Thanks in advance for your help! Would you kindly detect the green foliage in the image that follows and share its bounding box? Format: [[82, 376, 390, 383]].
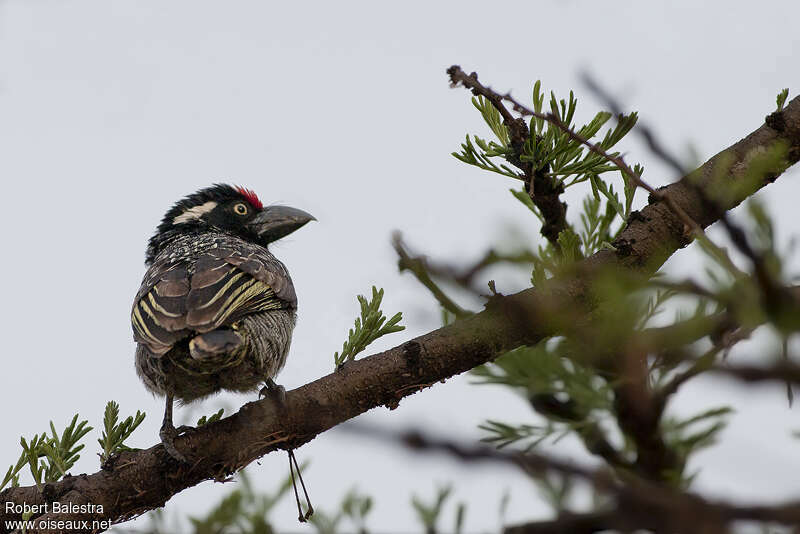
[[472, 94, 511, 147], [473, 339, 615, 451], [453, 134, 519, 179], [534, 472, 576, 513], [18, 433, 48, 489], [186, 468, 298, 534], [556, 227, 583, 263], [3, 414, 93, 491], [662, 406, 733, 484], [98, 401, 145, 463], [160, 476, 480, 534], [334, 286, 405, 367], [309, 487, 373, 534], [686, 191, 800, 332], [1, 402, 147, 492], [454, 87, 639, 185], [411, 485, 465, 534], [454, 82, 640, 231], [197, 408, 225, 426], [746, 199, 784, 289], [0, 450, 26, 491], [454, 80, 644, 297], [510, 187, 544, 222], [40, 415, 93, 479], [498, 489, 511, 525], [473, 340, 612, 405], [452, 97, 518, 179], [517, 191, 633, 287], [441, 308, 457, 327], [446, 72, 755, 487], [340, 488, 373, 533], [478, 419, 561, 451], [578, 194, 621, 255], [776, 88, 789, 111]]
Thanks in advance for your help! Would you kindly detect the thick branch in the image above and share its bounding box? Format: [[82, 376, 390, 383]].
[[2, 86, 799, 534], [357, 426, 800, 534]]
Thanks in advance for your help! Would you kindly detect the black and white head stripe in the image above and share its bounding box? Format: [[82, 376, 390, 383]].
[[146, 184, 260, 265], [172, 201, 218, 224]]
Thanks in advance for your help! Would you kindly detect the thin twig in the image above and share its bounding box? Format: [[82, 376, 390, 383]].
[[581, 72, 687, 176], [392, 232, 472, 319]]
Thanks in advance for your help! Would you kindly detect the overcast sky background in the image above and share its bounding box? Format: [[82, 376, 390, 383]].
[[1, 1, 799, 532]]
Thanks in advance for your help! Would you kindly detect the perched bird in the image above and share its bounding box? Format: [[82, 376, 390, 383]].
[[131, 184, 314, 464]]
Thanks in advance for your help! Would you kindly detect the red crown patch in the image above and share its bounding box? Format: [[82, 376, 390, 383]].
[[235, 186, 263, 210]]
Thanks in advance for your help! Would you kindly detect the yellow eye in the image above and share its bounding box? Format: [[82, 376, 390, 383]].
[[233, 203, 248, 216]]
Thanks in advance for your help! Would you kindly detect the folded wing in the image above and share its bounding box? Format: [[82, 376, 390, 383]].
[[132, 244, 295, 355]]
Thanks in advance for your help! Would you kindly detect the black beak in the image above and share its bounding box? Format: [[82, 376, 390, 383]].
[[248, 205, 316, 244]]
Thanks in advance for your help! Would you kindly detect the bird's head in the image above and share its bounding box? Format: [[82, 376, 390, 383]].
[[146, 184, 315, 263]]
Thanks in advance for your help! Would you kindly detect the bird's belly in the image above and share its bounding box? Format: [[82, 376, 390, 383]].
[[136, 349, 263, 403]]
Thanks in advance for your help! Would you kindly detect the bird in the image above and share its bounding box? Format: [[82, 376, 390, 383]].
[[131, 184, 314, 474]]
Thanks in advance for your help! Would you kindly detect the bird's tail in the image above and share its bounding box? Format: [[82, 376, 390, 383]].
[[175, 329, 246, 374]]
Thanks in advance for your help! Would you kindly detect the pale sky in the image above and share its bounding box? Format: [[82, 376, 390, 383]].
[[1, 1, 799, 532]]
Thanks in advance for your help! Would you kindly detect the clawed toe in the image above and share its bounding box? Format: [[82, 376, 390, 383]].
[[160, 426, 188, 463], [259, 378, 287, 410]]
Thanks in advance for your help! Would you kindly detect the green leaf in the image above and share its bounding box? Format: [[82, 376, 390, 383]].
[[472, 96, 510, 147], [557, 228, 583, 263], [198, 408, 225, 426], [509, 188, 544, 222], [334, 287, 405, 367], [98, 401, 145, 463], [776, 88, 789, 111], [411, 485, 453, 532], [1, 450, 28, 491]]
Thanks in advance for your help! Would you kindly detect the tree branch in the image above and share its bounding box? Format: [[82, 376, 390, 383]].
[[2, 79, 799, 534], [392, 232, 473, 318], [351, 425, 800, 534]]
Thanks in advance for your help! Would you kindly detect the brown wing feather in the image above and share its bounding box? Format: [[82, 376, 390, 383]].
[[207, 246, 297, 305], [132, 239, 294, 356], [132, 261, 190, 354]]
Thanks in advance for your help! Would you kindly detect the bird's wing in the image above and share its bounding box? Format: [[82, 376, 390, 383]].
[[132, 244, 295, 355]]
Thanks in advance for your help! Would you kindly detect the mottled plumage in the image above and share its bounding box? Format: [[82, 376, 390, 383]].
[[131, 184, 314, 461], [134, 231, 297, 402]]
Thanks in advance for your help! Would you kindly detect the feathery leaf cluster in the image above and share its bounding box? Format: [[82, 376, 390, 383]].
[[333, 287, 405, 367], [454, 83, 639, 221], [2, 401, 147, 491], [98, 401, 146, 462], [2, 414, 92, 491]]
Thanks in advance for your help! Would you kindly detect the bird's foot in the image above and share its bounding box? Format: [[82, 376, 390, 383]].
[[160, 423, 193, 463], [259, 378, 287, 410]]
